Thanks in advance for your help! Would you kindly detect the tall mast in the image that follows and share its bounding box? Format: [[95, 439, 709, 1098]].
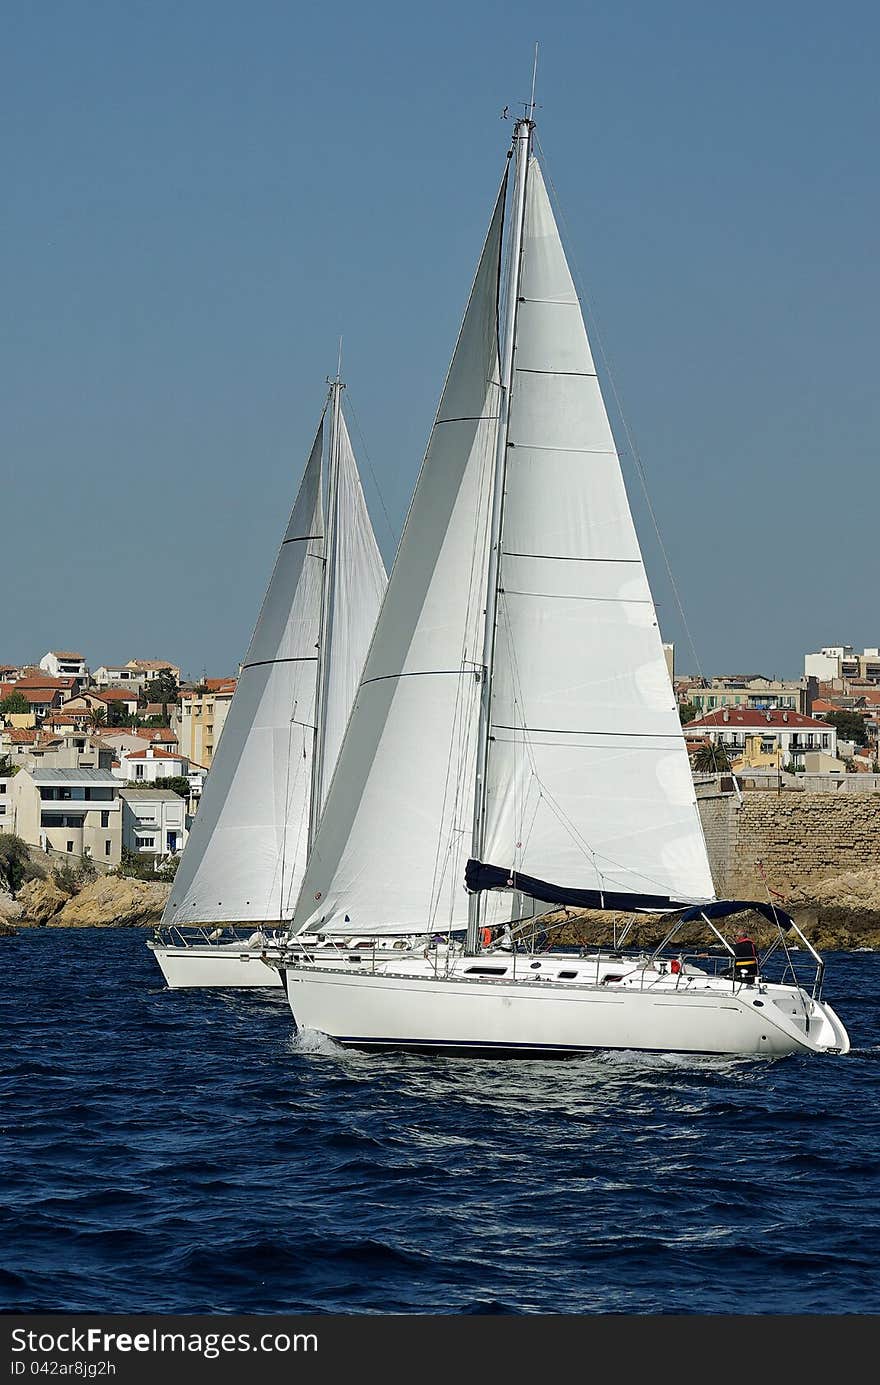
[[467, 116, 533, 953], [308, 369, 344, 852]]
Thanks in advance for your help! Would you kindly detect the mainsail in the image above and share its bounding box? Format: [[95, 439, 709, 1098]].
[[164, 396, 386, 929], [291, 134, 713, 938], [479, 158, 714, 907]]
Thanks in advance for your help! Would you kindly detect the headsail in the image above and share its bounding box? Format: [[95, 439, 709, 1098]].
[[478, 156, 714, 907], [290, 175, 508, 935], [164, 425, 325, 926], [316, 409, 387, 814]]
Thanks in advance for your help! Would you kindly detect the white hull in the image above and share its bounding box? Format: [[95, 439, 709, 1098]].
[[149, 941, 284, 989], [282, 953, 850, 1058], [149, 933, 443, 990]]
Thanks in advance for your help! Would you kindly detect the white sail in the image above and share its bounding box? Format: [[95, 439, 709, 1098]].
[[317, 410, 387, 813], [482, 158, 714, 903], [291, 178, 508, 935], [164, 426, 325, 926]]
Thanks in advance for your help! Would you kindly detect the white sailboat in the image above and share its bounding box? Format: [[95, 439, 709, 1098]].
[[148, 375, 388, 987], [275, 115, 850, 1058]]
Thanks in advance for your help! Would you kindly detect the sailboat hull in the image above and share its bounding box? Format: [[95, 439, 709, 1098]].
[[282, 959, 850, 1058], [148, 934, 438, 990], [148, 942, 283, 989]]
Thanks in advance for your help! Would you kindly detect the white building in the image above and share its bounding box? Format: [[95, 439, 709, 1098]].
[[93, 665, 147, 691], [112, 743, 206, 808], [805, 646, 880, 683], [40, 651, 88, 681], [120, 788, 187, 856]]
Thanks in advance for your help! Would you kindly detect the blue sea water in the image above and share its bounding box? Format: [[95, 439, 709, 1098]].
[[2, 928, 879, 1315]]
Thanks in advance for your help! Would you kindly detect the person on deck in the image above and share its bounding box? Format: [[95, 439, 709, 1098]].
[[732, 933, 759, 984]]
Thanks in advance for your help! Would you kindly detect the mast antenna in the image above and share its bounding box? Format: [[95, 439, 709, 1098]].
[[528, 42, 539, 122]]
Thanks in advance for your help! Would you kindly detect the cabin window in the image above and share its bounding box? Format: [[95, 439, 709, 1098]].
[[601, 973, 624, 984], [465, 965, 508, 976], [558, 970, 578, 979]]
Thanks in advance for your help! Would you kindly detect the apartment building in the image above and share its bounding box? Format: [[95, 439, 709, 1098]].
[[684, 707, 837, 768], [686, 675, 816, 717], [174, 680, 236, 767], [8, 767, 122, 864], [805, 647, 880, 683]]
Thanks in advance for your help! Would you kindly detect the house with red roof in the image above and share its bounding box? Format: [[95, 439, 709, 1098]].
[[684, 707, 838, 769], [111, 743, 206, 807]]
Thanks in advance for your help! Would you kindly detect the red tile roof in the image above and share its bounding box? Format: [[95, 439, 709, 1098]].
[[92, 688, 139, 702], [3, 727, 38, 743], [12, 687, 61, 706], [686, 708, 832, 730], [50, 651, 85, 660]]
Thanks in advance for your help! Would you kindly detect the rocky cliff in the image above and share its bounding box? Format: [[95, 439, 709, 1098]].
[[50, 877, 170, 928]]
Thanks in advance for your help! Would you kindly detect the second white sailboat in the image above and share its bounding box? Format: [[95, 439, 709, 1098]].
[[149, 375, 387, 987]]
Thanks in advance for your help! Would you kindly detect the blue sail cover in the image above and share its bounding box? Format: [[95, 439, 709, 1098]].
[[466, 860, 795, 930], [466, 859, 696, 914], [678, 900, 795, 931]]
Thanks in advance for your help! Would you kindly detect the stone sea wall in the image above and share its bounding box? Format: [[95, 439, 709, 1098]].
[[697, 787, 880, 899]]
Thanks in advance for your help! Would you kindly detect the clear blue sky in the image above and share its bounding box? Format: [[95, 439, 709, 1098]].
[[3, 1, 877, 680]]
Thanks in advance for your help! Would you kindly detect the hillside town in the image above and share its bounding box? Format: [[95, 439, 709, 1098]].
[[2, 644, 880, 884], [675, 645, 880, 782], [0, 652, 236, 871]]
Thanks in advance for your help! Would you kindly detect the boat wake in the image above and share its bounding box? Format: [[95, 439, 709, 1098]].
[[291, 1025, 347, 1057]]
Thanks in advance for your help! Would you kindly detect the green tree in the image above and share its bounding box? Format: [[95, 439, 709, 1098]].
[[151, 669, 179, 720], [0, 691, 29, 716], [822, 710, 869, 747], [87, 705, 107, 731], [678, 701, 698, 725], [152, 776, 190, 800], [693, 741, 731, 772], [0, 834, 34, 892]]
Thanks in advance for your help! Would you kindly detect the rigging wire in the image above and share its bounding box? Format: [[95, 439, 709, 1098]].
[[343, 391, 399, 557]]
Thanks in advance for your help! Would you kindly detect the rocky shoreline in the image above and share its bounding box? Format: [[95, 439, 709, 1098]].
[[0, 874, 170, 931], [1, 863, 879, 948]]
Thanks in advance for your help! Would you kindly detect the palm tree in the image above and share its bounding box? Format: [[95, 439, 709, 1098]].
[[693, 740, 731, 773], [87, 705, 107, 731]]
